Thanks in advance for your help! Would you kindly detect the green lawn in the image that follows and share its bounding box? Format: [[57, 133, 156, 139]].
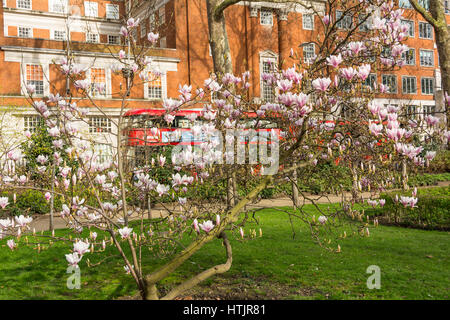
[[1, 206, 449, 300]]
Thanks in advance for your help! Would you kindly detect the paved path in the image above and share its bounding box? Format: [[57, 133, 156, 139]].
[[29, 181, 449, 232]]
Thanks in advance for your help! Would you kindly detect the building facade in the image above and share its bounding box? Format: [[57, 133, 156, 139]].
[[0, 0, 448, 160]]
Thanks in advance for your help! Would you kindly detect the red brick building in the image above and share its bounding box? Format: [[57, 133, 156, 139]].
[[0, 0, 448, 157]]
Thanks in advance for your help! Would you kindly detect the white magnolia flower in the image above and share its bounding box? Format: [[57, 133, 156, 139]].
[[73, 240, 90, 256], [65, 252, 82, 267], [118, 227, 133, 239]]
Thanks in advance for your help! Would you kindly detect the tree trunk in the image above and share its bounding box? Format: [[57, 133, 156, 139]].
[[412, 0, 450, 128], [206, 0, 233, 75], [434, 29, 450, 129], [292, 169, 299, 208]]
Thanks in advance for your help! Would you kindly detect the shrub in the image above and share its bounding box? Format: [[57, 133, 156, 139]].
[[424, 150, 450, 173], [367, 187, 450, 230], [0, 190, 63, 216]]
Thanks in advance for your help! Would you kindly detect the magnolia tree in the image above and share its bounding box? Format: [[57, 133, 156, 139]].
[[0, 0, 449, 300]]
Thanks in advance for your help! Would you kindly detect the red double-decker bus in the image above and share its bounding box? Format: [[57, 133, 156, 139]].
[[124, 108, 280, 146], [123, 108, 281, 167]]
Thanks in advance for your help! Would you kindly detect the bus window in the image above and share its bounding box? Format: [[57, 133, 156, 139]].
[[177, 118, 190, 128]]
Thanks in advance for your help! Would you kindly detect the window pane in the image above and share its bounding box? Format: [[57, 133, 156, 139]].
[[148, 72, 162, 99], [17, 0, 31, 9], [26, 64, 44, 95], [260, 9, 273, 25]]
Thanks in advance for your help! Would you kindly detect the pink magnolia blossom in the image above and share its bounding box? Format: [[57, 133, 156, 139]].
[[277, 79, 293, 92], [7, 239, 16, 250], [127, 18, 140, 28], [73, 240, 90, 256], [369, 123, 383, 136], [399, 196, 418, 208], [65, 252, 82, 267], [347, 41, 365, 56], [14, 215, 32, 227], [340, 67, 357, 81], [367, 199, 379, 208], [199, 220, 214, 233], [358, 64, 371, 81], [147, 32, 159, 43], [216, 215, 221, 226], [312, 77, 331, 92], [118, 227, 133, 239], [424, 151, 436, 161], [45, 192, 52, 202], [318, 216, 328, 224], [0, 197, 10, 209], [326, 54, 343, 68], [193, 219, 200, 233], [425, 115, 439, 127], [120, 26, 128, 37], [386, 128, 405, 142]]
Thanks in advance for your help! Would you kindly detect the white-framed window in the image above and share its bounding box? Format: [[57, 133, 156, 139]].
[[159, 36, 166, 48], [399, 0, 412, 8], [53, 30, 67, 41], [420, 49, 434, 66], [401, 19, 414, 37], [50, 0, 68, 13], [402, 76, 417, 94], [146, 72, 163, 100], [262, 61, 275, 102], [89, 117, 111, 133], [260, 8, 273, 26], [106, 4, 119, 19], [130, 28, 137, 40], [23, 115, 43, 132], [303, 14, 314, 30], [94, 143, 113, 163], [140, 23, 147, 39], [17, 0, 31, 9], [25, 64, 45, 96], [303, 43, 315, 63], [358, 14, 371, 32], [336, 10, 353, 29], [406, 105, 418, 119], [423, 105, 435, 116], [159, 6, 165, 24], [363, 73, 377, 91], [86, 32, 99, 43], [402, 48, 415, 65], [3, 0, 6, 8], [382, 75, 397, 94], [419, 0, 430, 10], [107, 35, 120, 44], [88, 67, 107, 97], [18, 26, 32, 38], [259, 51, 277, 103], [445, 0, 450, 14], [149, 13, 155, 28], [419, 22, 433, 39], [84, 1, 98, 18], [421, 77, 434, 95]]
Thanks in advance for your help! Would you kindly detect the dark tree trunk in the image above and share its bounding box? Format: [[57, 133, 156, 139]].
[[206, 0, 233, 75], [430, 1, 450, 128]]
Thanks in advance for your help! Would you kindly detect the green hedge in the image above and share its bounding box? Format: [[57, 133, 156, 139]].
[[366, 187, 450, 230], [0, 189, 62, 216]]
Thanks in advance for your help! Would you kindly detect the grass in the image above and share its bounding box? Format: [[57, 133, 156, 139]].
[[0, 205, 449, 300]]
